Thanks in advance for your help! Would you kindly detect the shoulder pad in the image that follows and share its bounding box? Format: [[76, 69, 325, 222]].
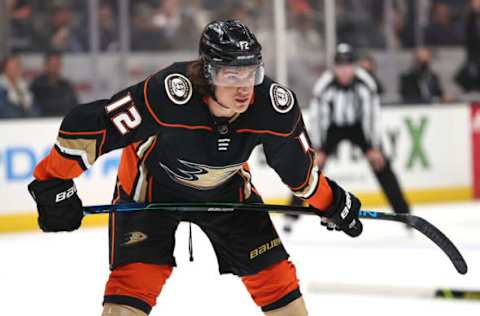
[[246, 76, 301, 135], [268, 82, 295, 113], [164, 73, 193, 105], [142, 62, 211, 127]]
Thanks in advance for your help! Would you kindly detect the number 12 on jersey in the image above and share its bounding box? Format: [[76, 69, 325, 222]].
[[105, 94, 142, 135]]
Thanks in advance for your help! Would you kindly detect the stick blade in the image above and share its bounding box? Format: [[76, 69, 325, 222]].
[[407, 215, 468, 275]]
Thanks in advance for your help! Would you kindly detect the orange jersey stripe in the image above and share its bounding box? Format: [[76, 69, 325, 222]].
[[33, 147, 84, 180], [117, 145, 140, 195], [236, 112, 301, 137], [142, 137, 157, 162], [235, 128, 291, 137], [306, 174, 333, 211], [148, 176, 153, 202], [59, 129, 106, 136], [110, 212, 116, 265], [116, 137, 157, 198]]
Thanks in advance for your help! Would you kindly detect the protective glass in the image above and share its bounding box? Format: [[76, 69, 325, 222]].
[[209, 64, 265, 87]]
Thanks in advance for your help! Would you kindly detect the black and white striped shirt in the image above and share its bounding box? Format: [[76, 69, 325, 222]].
[[308, 67, 381, 149]]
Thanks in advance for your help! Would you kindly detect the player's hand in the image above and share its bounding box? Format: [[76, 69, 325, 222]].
[[28, 179, 83, 232], [366, 148, 385, 171], [315, 178, 363, 237], [320, 216, 341, 231]]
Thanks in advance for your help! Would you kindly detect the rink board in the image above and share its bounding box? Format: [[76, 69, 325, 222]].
[[0, 104, 475, 232]]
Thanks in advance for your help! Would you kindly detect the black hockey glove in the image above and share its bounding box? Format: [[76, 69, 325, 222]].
[[28, 179, 83, 232], [317, 178, 363, 238]]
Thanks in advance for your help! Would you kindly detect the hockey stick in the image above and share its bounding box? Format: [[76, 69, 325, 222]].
[[307, 282, 480, 300], [83, 202, 468, 275]]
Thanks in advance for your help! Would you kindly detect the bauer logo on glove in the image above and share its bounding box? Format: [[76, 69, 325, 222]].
[[28, 178, 84, 232], [55, 185, 77, 203], [340, 192, 351, 219]]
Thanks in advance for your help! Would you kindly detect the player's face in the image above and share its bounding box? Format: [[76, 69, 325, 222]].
[[214, 84, 254, 115], [213, 66, 256, 115], [334, 64, 355, 86]]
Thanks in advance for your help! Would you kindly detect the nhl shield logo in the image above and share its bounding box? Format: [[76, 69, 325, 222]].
[[164, 73, 193, 105], [269, 83, 294, 113]]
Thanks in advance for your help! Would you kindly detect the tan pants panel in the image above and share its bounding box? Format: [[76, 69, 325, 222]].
[[101, 303, 148, 316], [264, 297, 308, 316]]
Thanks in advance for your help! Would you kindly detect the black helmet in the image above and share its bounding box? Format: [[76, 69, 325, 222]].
[[334, 43, 356, 64], [199, 20, 264, 86]]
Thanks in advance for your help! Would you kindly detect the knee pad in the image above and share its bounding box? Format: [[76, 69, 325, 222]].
[[241, 260, 301, 312], [104, 263, 173, 314]]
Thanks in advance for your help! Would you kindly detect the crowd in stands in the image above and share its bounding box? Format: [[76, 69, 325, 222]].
[[6, 0, 473, 53], [2, 0, 480, 118], [6, 0, 261, 53], [0, 51, 77, 118], [0, 54, 39, 118]]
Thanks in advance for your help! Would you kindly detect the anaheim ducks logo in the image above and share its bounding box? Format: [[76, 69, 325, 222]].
[[164, 73, 192, 105], [159, 160, 244, 190], [269, 83, 294, 113], [120, 231, 148, 247]]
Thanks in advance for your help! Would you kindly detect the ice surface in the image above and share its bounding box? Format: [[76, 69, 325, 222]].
[[1, 202, 479, 316]]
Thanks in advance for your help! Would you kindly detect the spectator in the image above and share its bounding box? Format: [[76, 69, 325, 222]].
[[466, 0, 480, 61], [0, 54, 39, 118], [97, 2, 119, 51], [7, 0, 39, 52], [215, 1, 256, 29], [399, 47, 446, 103], [71, 1, 118, 51], [336, 0, 385, 48], [30, 51, 78, 117], [38, 4, 84, 52], [358, 54, 385, 95], [455, 0, 480, 91], [182, 0, 211, 38], [286, 11, 324, 108], [131, 0, 193, 50], [424, 3, 463, 46]]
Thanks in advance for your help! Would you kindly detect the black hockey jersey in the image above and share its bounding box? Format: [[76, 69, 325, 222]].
[[34, 62, 333, 209]]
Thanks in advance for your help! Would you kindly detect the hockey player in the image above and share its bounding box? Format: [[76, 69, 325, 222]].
[[28, 20, 363, 316], [284, 43, 410, 233]]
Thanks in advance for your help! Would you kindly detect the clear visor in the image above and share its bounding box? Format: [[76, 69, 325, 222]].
[[209, 64, 264, 87]]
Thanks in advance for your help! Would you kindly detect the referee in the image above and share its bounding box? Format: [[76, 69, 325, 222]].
[[284, 43, 411, 233]]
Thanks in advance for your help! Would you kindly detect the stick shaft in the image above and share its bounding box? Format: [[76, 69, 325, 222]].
[[82, 202, 467, 275]]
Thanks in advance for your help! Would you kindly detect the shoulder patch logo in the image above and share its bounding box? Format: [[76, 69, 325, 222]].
[[269, 83, 294, 113], [164, 73, 192, 105]]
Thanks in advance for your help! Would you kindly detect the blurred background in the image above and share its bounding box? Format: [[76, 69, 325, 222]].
[[2, 0, 480, 222], [3, 0, 480, 107], [0, 1, 479, 315]]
